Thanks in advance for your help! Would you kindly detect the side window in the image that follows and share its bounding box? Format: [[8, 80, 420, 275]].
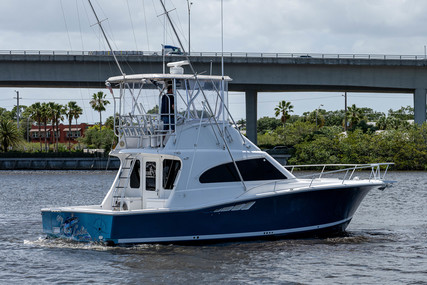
[[199, 158, 287, 183], [146, 162, 156, 191], [163, 159, 181, 190], [129, 160, 140, 188]]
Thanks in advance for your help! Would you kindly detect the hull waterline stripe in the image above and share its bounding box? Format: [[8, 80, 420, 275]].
[[116, 216, 352, 244]]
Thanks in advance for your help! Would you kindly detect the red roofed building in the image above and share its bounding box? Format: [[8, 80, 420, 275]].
[[29, 123, 93, 145]]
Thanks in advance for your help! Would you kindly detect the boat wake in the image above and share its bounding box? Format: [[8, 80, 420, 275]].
[[23, 236, 160, 251], [24, 236, 110, 251], [324, 230, 396, 244]]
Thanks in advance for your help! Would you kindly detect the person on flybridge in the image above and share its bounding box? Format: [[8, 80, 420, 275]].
[[160, 83, 175, 131], [159, 61, 188, 131]]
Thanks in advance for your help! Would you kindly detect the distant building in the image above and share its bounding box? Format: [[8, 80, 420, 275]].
[[29, 123, 93, 145]]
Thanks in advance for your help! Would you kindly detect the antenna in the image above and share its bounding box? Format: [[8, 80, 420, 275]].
[[220, 0, 225, 126], [221, 0, 224, 79], [87, 0, 125, 76]]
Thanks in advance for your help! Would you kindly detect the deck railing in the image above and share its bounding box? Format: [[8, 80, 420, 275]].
[[284, 163, 394, 187], [242, 163, 394, 196], [116, 114, 174, 148]]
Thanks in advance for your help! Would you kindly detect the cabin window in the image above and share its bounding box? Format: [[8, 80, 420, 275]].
[[163, 159, 181, 189], [130, 160, 140, 188], [146, 161, 156, 191], [199, 158, 287, 183]]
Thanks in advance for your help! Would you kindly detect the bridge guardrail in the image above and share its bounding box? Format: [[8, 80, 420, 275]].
[[0, 50, 426, 61]]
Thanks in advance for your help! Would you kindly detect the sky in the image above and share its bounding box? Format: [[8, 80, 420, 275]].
[[1, 0, 425, 123]]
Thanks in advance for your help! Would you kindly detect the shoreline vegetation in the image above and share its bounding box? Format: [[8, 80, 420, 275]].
[[1, 100, 427, 170], [254, 103, 427, 171]]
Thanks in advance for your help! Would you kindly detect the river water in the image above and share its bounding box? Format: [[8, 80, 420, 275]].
[[0, 170, 426, 284]]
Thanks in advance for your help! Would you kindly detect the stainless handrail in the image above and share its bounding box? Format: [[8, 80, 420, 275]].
[[241, 163, 394, 196], [285, 163, 393, 181]]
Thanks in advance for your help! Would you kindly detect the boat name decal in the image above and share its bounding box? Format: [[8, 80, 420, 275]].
[[56, 215, 92, 242]]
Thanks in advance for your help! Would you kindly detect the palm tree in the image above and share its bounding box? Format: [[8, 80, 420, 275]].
[[274, 100, 294, 127], [28, 102, 43, 151], [49, 102, 65, 152], [90, 91, 110, 127], [73, 104, 83, 150], [65, 101, 83, 150], [40, 102, 53, 151], [0, 118, 22, 152], [345, 104, 364, 129], [236, 118, 246, 130], [73, 104, 83, 128]]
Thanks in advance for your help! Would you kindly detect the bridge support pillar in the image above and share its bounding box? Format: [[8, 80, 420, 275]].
[[414, 89, 426, 125], [245, 90, 258, 145]]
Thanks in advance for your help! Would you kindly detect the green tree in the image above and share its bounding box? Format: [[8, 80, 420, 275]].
[[257, 130, 282, 148], [65, 101, 83, 150], [304, 109, 325, 129], [257, 116, 281, 134], [388, 106, 413, 121], [276, 121, 317, 147], [10, 105, 27, 123], [376, 115, 410, 131], [0, 118, 22, 152], [105, 115, 120, 130], [147, 105, 159, 114], [236, 118, 246, 130], [90, 91, 110, 127], [49, 102, 65, 152], [27, 102, 44, 151], [40, 102, 52, 151], [346, 104, 365, 130], [0, 107, 12, 120], [289, 135, 340, 165], [79, 125, 117, 152], [376, 116, 387, 130], [323, 110, 345, 127], [274, 100, 294, 127], [359, 107, 384, 121]]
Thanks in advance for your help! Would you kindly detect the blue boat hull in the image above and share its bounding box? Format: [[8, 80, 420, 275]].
[[41, 185, 372, 245]]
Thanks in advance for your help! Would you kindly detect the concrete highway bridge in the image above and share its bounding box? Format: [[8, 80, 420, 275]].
[[1, 50, 426, 144]]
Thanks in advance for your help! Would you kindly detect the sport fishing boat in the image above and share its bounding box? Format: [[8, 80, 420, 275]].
[[41, 1, 393, 245], [41, 59, 392, 245]]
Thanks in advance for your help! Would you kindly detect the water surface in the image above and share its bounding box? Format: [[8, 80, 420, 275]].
[[0, 170, 425, 284]]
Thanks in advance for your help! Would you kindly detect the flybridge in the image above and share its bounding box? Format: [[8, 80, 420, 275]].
[[107, 68, 233, 150]]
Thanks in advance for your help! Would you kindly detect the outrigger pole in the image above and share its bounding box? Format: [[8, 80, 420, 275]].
[[87, 0, 125, 77]]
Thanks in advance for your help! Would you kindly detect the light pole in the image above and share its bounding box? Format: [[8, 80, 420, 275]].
[[187, 0, 193, 55]]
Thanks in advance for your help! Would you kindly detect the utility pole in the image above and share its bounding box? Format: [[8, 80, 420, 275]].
[[344, 92, 348, 131], [14, 90, 22, 129]]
